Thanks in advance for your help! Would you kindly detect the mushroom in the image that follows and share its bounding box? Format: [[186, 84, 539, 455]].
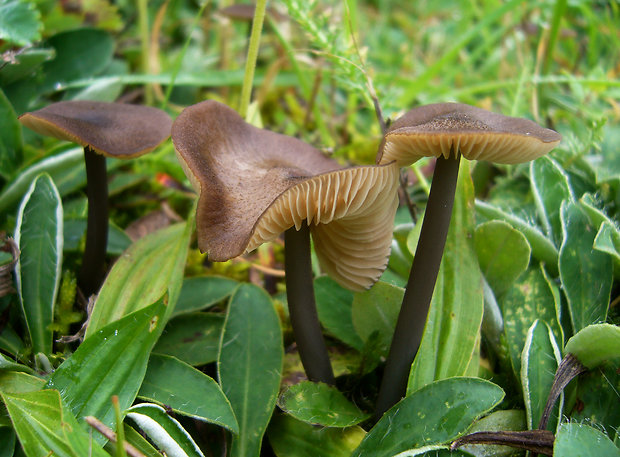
[[172, 100, 399, 384], [374, 102, 561, 416], [19, 101, 172, 297]]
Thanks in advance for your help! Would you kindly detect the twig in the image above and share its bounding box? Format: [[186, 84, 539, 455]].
[[85, 416, 146, 457]]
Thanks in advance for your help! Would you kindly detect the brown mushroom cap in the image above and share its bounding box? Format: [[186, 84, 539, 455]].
[[19, 101, 173, 158], [377, 103, 561, 167], [172, 100, 399, 290]]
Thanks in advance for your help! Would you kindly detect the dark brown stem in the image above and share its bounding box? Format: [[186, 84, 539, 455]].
[[375, 153, 461, 419], [285, 224, 335, 385], [538, 353, 587, 430], [450, 430, 555, 456], [79, 146, 109, 297]]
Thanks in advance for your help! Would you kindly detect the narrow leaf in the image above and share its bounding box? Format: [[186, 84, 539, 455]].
[[268, 413, 366, 457], [409, 162, 484, 392], [218, 283, 283, 457], [353, 377, 505, 457], [278, 381, 369, 427], [0, 88, 22, 179], [47, 296, 168, 434], [86, 221, 190, 337], [63, 218, 131, 255], [2, 389, 108, 457], [14, 173, 63, 355], [521, 320, 561, 430], [138, 353, 238, 433], [126, 403, 205, 457], [530, 156, 574, 245], [559, 200, 612, 333]]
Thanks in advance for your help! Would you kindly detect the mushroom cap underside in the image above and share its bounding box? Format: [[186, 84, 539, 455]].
[[19, 100, 173, 158], [172, 100, 400, 290], [378, 103, 561, 166]]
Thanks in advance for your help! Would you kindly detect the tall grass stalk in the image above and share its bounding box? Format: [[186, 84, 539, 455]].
[[239, 0, 268, 118]]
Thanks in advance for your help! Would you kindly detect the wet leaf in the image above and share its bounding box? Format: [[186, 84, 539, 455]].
[[554, 422, 620, 456]]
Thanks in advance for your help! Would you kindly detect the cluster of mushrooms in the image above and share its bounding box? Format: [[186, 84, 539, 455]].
[[19, 99, 560, 417]]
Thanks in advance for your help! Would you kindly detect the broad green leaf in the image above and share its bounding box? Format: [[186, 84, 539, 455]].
[[0, 427, 15, 457], [564, 323, 620, 368], [352, 378, 505, 457], [459, 409, 526, 457], [352, 281, 404, 357], [47, 296, 168, 434], [153, 312, 224, 366], [554, 422, 620, 457], [14, 173, 63, 355], [521, 320, 561, 430], [475, 199, 558, 275], [559, 201, 612, 333], [530, 156, 574, 245], [2, 389, 108, 457], [408, 162, 484, 392], [474, 220, 531, 296], [0, 89, 22, 179], [499, 266, 562, 379], [0, 48, 54, 86], [0, 353, 34, 374], [86, 222, 190, 337], [315, 276, 364, 350], [0, 0, 42, 46], [138, 354, 238, 433], [63, 218, 131, 255], [268, 413, 366, 457], [278, 381, 369, 427], [0, 371, 44, 393], [0, 147, 84, 215], [218, 283, 283, 457], [570, 362, 620, 436], [126, 403, 205, 457], [173, 276, 239, 316]]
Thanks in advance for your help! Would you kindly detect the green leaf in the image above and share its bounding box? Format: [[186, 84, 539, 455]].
[[268, 413, 366, 457], [0, 427, 15, 457], [0, 0, 42, 46], [153, 312, 224, 366], [47, 296, 168, 434], [86, 222, 191, 337], [593, 222, 620, 277], [352, 377, 505, 457], [564, 323, 620, 368], [408, 162, 484, 392], [352, 281, 404, 357], [278, 381, 370, 427], [315, 276, 364, 350], [521, 320, 561, 430], [474, 220, 531, 296], [530, 156, 574, 245], [0, 89, 23, 180], [0, 371, 44, 393], [554, 422, 620, 457], [559, 200, 612, 333], [63, 218, 131, 255], [125, 403, 205, 457], [0, 353, 34, 374], [475, 199, 558, 275], [0, 147, 85, 215], [117, 424, 162, 457], [1, 389, 108, 457], [138, 354, 238, 433], [173, 276, 238, 316], [0, 48, 54, 86], [458, 409, 526, 457], [500, 266, 562, 379], [14, 173, 63, 355], [218, 283, 283, 457]]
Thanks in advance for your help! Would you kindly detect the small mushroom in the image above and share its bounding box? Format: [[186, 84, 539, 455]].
[[19, 101, 172, 297], [172, 100, 399, 383], [375, 102, 561, 417]]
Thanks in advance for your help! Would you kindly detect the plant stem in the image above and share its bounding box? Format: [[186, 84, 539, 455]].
[[238, 0, 268, 119], [137, 0, 153, 105], [79, 147, 109, 297], [375, 153, 461, 419], [285, 224, 335, 385]]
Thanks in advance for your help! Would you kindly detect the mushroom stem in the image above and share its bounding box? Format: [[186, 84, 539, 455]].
[[78, 146, 109, 297], [285, 223, 335, 385], [375, 152, 461, 419]]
